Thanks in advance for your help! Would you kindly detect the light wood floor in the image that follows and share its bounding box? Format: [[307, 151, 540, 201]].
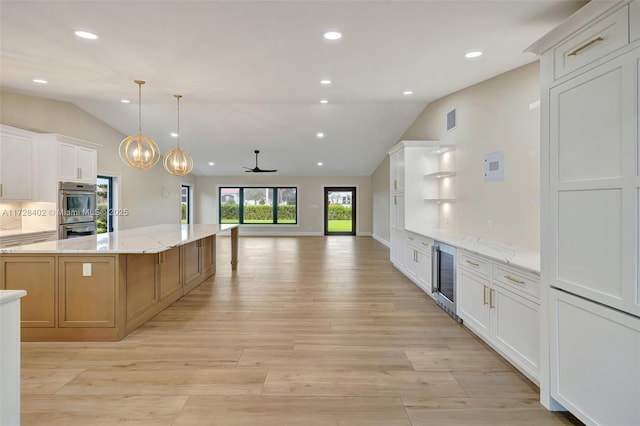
[[20, 236, 582, 425]]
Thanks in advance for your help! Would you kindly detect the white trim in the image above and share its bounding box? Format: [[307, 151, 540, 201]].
[[372, 233, 390, 247]]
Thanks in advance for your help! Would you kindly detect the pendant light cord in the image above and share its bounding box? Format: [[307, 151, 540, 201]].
[[175, 94, 182, 148], [138, 82, 142, 133]]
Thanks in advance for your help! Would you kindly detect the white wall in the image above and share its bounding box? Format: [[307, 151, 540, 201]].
[[371, 156, 390, 245], [0, 90, 193, 229], [373, 62, 540, 250], [195, 175, 372, 236]]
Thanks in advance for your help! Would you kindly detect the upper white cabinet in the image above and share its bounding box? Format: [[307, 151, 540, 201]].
[[57, 141, 97, 183], [632, 0, 640, 42], [0, 125, 34, 201], [37, 134, 99, 184]]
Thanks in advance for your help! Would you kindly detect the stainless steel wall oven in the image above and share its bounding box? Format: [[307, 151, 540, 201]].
[[58, 182, 97, 239]]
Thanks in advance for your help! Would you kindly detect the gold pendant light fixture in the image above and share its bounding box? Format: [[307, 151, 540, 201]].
[[163, 94, 194, 176], [119, 80, 161, 170]]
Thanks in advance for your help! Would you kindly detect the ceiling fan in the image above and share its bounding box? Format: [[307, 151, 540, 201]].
[[244, 150, 277, 173]]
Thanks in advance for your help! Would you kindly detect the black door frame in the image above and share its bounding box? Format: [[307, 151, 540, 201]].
[[324, 186, 356, 235]]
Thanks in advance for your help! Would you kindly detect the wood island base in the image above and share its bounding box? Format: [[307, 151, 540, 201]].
[[0, 227, 238, 342]]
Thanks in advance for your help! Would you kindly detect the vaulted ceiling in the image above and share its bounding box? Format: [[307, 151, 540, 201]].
[[0, 0, 586, 175]]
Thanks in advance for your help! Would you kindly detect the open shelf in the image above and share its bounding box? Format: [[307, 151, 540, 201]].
[[424, 198, 456, 204], [424, 171, 456, 179]]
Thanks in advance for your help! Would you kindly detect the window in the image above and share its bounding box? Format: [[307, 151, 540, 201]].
[[181, 185, 190, 224], [219, 187, 297, 225]]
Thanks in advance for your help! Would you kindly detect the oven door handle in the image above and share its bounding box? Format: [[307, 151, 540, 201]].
[[431, 245, 439, 293]]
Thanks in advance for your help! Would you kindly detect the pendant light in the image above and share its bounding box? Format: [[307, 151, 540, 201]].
[[163, 94, 194, 176], [119, 80, 160, 170]]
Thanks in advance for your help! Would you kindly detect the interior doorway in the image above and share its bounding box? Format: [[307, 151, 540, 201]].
[[324, 187, 356, 235]]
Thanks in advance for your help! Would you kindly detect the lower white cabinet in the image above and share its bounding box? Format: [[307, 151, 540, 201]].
[[404, 233, 433, 295], [550, 288, 639, 426], [458, 250, 540, 384]]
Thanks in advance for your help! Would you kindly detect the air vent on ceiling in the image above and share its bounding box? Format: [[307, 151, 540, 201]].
[[446, 108, 457, 132]]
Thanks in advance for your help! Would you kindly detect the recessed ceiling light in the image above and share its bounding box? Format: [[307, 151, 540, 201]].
[[320, 79, 331, 85], [317, 162, 323, 166], [316, 132, 325, 138], [120, 99, 130, 104], [323, 31, 342, 40], [74, 30, 99, 40], [208, 162, 215, 166], [465, 50, 483, 59], [170, 132, 178, 138], [403, 90, 413, 95], [32, 78, 47, 84], [320, 99, 328, 104]]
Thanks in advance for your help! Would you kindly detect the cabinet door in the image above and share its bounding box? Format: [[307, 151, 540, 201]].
[[58, 142, 78, 181], [182, 240, 201, 291], [404, 245, 418, 281], [125, 254, 158, 319], [76, 147, 97, 182], [201, 236, 215, 277], [549, 49, 639, 317], [457, 269, 490, 339], [1, 256, 55, 327], [58, 256, 116, 327], [550, 288, 639, 426], [390, 150, 404, 191], [490, 286, 539, 382], [0, 132, 32, 200], [416, 248, 432, 295], [160, 247, 182, 300], [390, 229, 406, 269]]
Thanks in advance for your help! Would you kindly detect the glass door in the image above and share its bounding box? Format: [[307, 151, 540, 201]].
[[324, 187, 356, 235]]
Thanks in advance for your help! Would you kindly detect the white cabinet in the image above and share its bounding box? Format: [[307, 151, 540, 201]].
[[405, 233, 433, 295], [0, 125, 34, 201], [457, 249, 540, 384], [390, 150, 404, 192], [58, 141, 97, 183], [390, 193, 405, 269], [550, 288, 639, 426], [528, 0, 640, 418]]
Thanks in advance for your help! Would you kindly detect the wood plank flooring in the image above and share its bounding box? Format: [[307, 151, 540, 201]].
[[20, 236, 582, 425]]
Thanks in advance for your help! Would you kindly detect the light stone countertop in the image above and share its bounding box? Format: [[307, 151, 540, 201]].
[[0, 229, 57, 238], [0, 290, 28, 305], [0, 224, 238, 254], [406, 226, 540, 274]]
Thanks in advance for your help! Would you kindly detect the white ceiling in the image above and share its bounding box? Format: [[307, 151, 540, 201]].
[[0, 0, 586, 176]]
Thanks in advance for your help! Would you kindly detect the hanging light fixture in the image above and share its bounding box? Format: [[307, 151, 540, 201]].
[[163, 94, 194, 176], [119, 80, 160, 170]]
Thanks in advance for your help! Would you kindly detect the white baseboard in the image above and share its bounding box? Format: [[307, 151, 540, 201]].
[[357, 232, 372, 237], [372, 233, 390, 247]]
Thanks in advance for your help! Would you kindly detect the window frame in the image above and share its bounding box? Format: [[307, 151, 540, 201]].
[[181, 184, 191, 224], [218, 186, 298, 225]]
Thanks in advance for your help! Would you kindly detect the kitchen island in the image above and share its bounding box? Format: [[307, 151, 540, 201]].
[[0, 224, 239, 341]]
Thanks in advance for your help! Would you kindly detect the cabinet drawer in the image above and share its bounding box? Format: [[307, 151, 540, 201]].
[[554, 6, 629, 80], [406, 233, 433, 251], [492, 264, 539, 300], [458, 250, 490, 277], [631, 0, 640, 43]]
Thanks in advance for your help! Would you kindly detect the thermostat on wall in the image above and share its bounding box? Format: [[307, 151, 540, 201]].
[[484, 150, 504, 182]]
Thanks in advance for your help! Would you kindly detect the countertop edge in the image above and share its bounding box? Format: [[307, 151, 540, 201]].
[[406, 227, 540, 274], [0, 290, 28, 305]]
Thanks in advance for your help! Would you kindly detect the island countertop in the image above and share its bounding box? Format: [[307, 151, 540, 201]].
[[0, 224, 238, 254]]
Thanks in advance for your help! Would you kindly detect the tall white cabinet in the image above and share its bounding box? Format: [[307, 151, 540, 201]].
[[0, 126, 34, 201], [528, 1, 640, 424]]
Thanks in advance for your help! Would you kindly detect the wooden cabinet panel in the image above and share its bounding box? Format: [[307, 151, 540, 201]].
[[182, 240, 201, 290], [125, 254, 158, 319], [160, 247, 181, 300], [1, 257, 55, 327], [58, 256, 115, 327], [201, 236, 215, 277]]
